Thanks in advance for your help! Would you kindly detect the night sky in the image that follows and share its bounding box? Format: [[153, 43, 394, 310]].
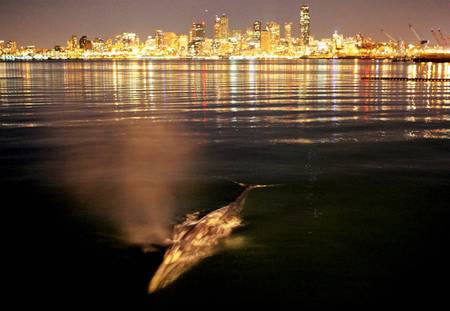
[[0, 0, 449, 47]]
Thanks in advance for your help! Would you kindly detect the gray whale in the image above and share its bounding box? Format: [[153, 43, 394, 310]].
[[148, 183, 272, 293]]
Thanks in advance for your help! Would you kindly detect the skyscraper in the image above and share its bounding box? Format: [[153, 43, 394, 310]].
[[260, 30, 270, 52], [79, 36, 93, 50], [284, 22, 292, 44], [116, 33, 139, 48], [163, 32, 178, 49], [155, 30, 164, 48], [214, 14, 229, 40], [253, 20, 262, 42], [299, 4, 310, 46], [214, 16, 221, 40], [67, 35, 78, 50], [189, 22, 206, 55], [266, 21, 280, 50], [189, 22, 206, 43], [5, 40, 17, 53]]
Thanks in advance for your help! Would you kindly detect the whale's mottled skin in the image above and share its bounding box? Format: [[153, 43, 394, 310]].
[[148, 184, 270, 293]]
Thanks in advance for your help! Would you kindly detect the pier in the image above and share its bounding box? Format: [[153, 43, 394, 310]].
[[362, 76, 450, 82]]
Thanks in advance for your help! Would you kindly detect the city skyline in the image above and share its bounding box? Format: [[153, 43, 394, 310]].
[[0, 0, 449, 47]]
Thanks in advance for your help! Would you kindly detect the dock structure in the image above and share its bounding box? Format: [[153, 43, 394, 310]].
[[362, 77, 450, 82]]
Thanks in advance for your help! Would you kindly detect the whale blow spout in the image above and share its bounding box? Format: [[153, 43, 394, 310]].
[[148, 183, 271, 293]]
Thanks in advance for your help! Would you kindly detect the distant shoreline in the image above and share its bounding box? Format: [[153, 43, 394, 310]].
[[1, 56, 448, 63], [0, 57, 409, 62]]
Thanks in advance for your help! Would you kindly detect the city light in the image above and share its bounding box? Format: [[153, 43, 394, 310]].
[[0, 4, 449, 62]]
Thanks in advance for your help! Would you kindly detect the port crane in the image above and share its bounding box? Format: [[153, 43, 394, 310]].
[[431, 29, 442, 45], [380, 29, 405, 54], [430, 28, 449, 48], [381, 29, 397, 43], [437, 29, 449, 48], [431, 29, 445, 47], [409, 24, 429, 47]]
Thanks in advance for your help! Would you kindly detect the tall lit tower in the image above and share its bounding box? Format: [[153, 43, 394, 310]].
[[214, 16, 221, 39], [189, 22, 206, 44], [189, 22, 206, 55], [260, 30, 270, 52], [155, 30, 164, 48], [253, 20, 262, 41], [299, 4, 310, 46], [284, 22, 292, 44], [266, 21, 280, 50], [79, 36, 93, 50], [220, 14, 229, 39], [67, 35, 78, 50], [214, 14, 229, 40]]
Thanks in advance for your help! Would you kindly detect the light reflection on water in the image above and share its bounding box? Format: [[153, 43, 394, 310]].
[[0, 59, 449, 142]]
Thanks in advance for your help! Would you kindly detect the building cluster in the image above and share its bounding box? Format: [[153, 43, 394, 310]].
[[1, 4, 447, 61]]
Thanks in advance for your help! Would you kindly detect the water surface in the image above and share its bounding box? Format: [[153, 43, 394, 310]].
[[1, 59, 449, 308]]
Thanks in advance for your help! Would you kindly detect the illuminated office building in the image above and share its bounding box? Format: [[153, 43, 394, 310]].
[[214, 14, 229, 40], [300, 4, 311, 46], [253, 20, 262, 41], [214, 16, 221, 40], [266, 21, 280, 50], [284, 22, 292, 44], [163, 32, 178, 49], [7, 41, 17, 53], [220, 14, 229, 39], [67, 35, 78, 50], [155, 30, 164, 48], [116, 32, 139, 49], [260, 30, 270, 52], [189, 22, 206, 44], [144, 36, 157, 51], [92, 37, 106, 52], [178, 35, 189, 55], [189, 22, 206, 55], [79, 36, 93, 50]]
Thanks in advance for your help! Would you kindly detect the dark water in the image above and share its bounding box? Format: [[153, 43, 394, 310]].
[[1, 60, 449, 308]]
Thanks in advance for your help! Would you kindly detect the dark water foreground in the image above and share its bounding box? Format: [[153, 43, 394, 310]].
[[1, 60, 449, 308]]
